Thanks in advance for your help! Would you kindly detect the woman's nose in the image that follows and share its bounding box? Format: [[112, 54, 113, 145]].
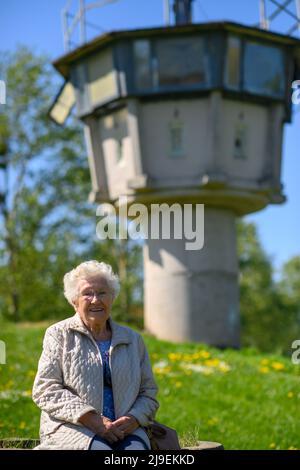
[[91, 293, 102, 301]]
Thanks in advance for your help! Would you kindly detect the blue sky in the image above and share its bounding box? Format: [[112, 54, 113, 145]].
[[1, 0, 299, 272]]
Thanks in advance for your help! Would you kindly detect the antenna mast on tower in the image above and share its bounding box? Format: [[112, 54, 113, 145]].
[[259, 0, 300, 36], [163, 0, 194, 26], [62, 0, 119, 51]]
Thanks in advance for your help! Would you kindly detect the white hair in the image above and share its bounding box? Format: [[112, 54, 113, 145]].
[[63, 260, 120, 305]]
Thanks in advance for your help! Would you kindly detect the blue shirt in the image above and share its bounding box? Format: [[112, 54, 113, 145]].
[[96, 340, 115, 421]]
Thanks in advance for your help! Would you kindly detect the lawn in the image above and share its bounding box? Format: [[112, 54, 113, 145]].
[[0, 320, 300, 450]]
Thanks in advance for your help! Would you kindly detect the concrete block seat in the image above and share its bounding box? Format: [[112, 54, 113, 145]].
[[0, 438, 39, 449], [183, 441, 224, 450], [0, 438, 223, 450]]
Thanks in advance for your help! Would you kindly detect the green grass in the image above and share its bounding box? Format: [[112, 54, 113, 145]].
[[1, 321, 300, 449]]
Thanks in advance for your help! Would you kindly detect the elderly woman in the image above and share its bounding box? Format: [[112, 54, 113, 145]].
[[32, 260, 159, 450]]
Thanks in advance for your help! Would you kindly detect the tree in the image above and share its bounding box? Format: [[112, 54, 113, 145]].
[[0, 47, 91, 321], [279, 257, 300, 301], [278, 256, 300, 340], [0, 46, 143, 323], [237, 220, 299, 353]]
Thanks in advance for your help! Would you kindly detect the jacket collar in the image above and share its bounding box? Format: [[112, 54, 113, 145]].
[[68, 312, 132, 347]]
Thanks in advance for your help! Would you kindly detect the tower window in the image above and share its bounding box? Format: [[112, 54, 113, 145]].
[[243, 42, 285, 98], [225, 36, 241, 90]]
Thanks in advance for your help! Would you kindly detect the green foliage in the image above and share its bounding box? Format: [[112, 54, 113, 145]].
[[237, 220, 300, 353], [0, 46, 90, 321], [279, 256, 300, 303], [0, 47, 143, 324], [1, 322, 300, 449], [278, 256, 300, 342]]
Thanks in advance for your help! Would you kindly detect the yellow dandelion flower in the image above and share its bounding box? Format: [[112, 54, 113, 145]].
[[205, 358, 220, 367], [191, 352, 201, 360], [207, 417, 219, 426], [259, 366, 270, 374], [287, 392, 294, 398], [175, 381, 182, 388], [288, 446, 298, 450], [19, 422, 26, 430], [199, 351, 210, 359], [183, 353, 193, 361], [153, 365, 172, 375], [269, 443, 276, 449], [260, 359, 269, 365], [271, 362, 285, 371], [168, 353, 181, 362]]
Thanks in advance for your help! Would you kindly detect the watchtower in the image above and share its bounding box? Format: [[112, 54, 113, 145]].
[[50, 1, 300, 346]]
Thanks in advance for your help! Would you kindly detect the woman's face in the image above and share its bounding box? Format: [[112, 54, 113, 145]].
[[73, 276, 114, 329]]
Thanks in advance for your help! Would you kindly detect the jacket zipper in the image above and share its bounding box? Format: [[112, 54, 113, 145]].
[[108, 344, 116, 418], [82, 331, 104, 416]]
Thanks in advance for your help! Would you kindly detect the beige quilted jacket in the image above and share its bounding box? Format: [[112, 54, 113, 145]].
[[32, 313, 159, 450]]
